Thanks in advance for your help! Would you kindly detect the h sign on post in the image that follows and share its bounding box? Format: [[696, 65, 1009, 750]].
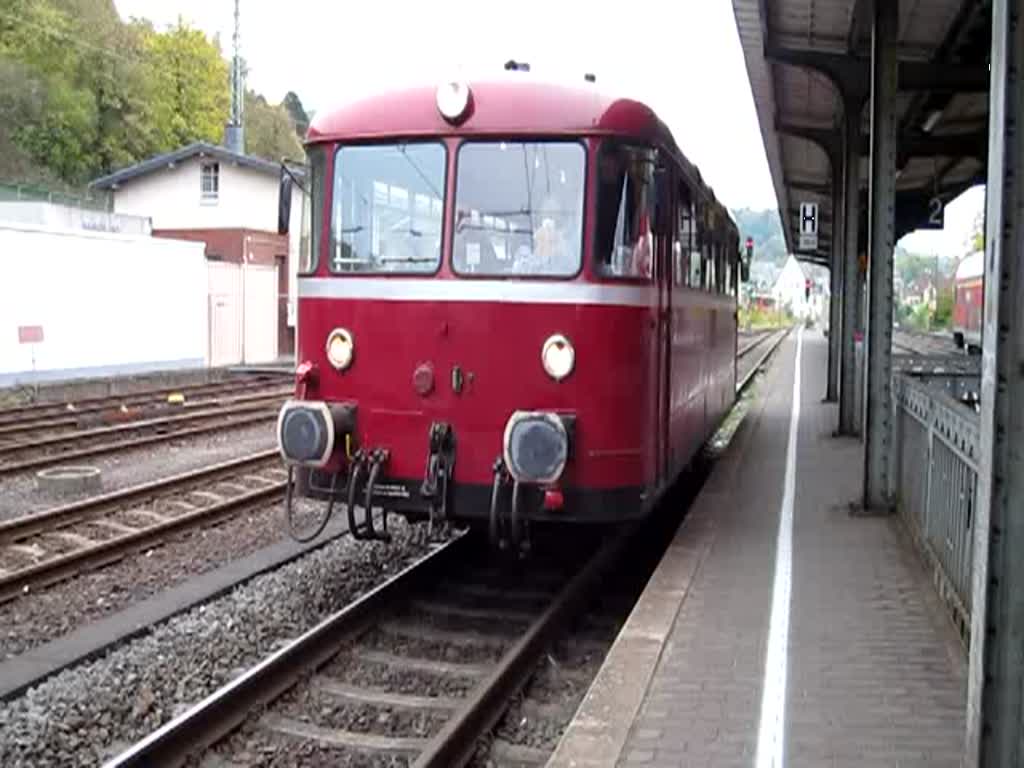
[[798, 202, 818, 251]]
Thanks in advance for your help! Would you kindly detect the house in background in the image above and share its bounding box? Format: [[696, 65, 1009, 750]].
[[771, 254, 813, 320], [91, 140, 301, 366]]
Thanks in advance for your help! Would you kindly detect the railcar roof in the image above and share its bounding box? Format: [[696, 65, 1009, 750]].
[[308, 75, 735, 236], [956, 250, 984, 281]]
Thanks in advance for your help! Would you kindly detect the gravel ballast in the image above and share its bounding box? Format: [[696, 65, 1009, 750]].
[[0, 421, 275, 521], [0, 517, 438, 768], [0, 500, 287, 660]]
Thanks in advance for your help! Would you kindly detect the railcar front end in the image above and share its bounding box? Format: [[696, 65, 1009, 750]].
[[274, 78, 741, 550]]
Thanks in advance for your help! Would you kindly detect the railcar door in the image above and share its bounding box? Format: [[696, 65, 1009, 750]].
[[655, 172, 673, 489]]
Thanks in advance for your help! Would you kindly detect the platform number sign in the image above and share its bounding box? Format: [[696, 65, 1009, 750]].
[[924, 195, 945, 229], [798, 202, 818, 251]]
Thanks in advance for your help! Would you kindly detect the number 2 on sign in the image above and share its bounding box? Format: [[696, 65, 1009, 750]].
[[928, 197, 943, 226]]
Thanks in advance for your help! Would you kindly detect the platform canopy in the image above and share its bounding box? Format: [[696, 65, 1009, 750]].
[[732, 0, 990, 267]]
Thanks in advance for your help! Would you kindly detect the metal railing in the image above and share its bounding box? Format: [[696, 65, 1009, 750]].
[[0, 182, 111, 211], [890, 356, 980, 641]]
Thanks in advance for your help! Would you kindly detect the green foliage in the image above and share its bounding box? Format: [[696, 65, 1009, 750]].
[[245, 90, 304, 162], [282, 91, 310, 138], [933, 289, 953, 328], [140, 19, 230, 151], [738, 304, 792, 330], [0, 1, 230, 185], [970, 211, 984, 252]]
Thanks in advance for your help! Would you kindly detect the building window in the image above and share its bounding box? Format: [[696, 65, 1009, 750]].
[[201, 162, 219, 202]]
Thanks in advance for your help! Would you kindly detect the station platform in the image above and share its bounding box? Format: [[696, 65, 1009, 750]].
[[549, 330, 967, 768]]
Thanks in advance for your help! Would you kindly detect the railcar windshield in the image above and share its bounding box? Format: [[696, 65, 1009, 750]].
[[452, 141, 585, 277], [328, 143, 446, 274]]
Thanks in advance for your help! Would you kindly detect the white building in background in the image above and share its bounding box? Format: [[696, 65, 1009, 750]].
[[91, 142, 303, 366], [772, 254, 812, 318]]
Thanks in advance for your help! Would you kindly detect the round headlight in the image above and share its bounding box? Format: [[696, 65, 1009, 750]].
[[541, 334, 575, 381], [325, 328, 354, 370], [436, 80, 470, 122]]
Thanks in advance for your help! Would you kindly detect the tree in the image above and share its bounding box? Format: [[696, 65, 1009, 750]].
[[0, 4, 238, 185], [933, 289, 954, 329], [970, 210, 984, 252], [244, 91, 304, 161], [730, 208, 787, 267], [140, 18, 230, 151], [282, 91, 310, 138], [0, 0, 98, 183]]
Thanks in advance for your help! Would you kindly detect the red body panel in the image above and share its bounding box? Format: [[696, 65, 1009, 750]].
[[953, 277, 983, 345]]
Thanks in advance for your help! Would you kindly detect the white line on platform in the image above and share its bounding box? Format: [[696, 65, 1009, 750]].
[[755, 325, 803, 768]]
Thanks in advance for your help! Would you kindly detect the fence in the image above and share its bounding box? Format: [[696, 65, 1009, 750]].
[[890, 355, 981, 643], [0, 182, 111, 212]]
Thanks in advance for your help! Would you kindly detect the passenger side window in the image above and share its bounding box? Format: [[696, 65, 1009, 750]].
[[595, 140, 656, 280], [675, 184, 695, 287], [704, 242, 716, 292]]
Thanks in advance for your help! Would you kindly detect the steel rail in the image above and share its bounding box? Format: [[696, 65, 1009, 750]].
[[0, 386, 290, 441], [104, 522, 637, 768], [414, 526, 635, 768], [102, 534, 472, 768], [737, 327, 792, 392], [0, 408, 279, 478], [0, 472, 287, 603], [0, 449, 278, 544], [0, 397, 281, 457], [737, 328, 781, 359], [0, 376, 284, 426]]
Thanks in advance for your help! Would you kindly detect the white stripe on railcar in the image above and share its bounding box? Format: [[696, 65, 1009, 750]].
[[297, 277, 656, 307]]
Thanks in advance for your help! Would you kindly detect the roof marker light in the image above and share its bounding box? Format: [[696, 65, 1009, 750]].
[[436, 80, 471, 123]]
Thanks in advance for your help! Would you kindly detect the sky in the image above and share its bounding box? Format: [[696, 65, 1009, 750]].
[[113, 0, 984, 255], [112, 0, 778, 211]]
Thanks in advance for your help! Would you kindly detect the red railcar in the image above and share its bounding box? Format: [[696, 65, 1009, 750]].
[[276, 74, 741, 549], [952, 250, 983, 351]]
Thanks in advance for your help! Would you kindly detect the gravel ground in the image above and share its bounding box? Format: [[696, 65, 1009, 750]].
[[0, 499, 289, 660], [0, 421, 276, 521], [0, 517, 439, 768]]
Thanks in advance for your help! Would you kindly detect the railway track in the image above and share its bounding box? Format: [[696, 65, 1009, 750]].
[[103, 525, 641, 768], [0, 450, 285, 603], [0, 396, 283, 477], [0, 375, 286, 427], [0, 385, 290, 444], [892, 329, 961, 357], [737, 327, 779, 358], [737, 326, 791, 391]]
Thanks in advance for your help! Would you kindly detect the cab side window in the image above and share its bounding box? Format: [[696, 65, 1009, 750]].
[[704, 240, 716, 292], [675, 182, 695, 287], [595, 140, 656, 280]]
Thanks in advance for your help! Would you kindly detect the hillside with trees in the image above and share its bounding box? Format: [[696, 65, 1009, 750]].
[[0, 0, 308, 189], [730, 207, 788, 267]]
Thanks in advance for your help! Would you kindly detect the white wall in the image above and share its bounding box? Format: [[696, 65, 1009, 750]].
[[0, 223, 208, 386], [111, 157, 279, 232]]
